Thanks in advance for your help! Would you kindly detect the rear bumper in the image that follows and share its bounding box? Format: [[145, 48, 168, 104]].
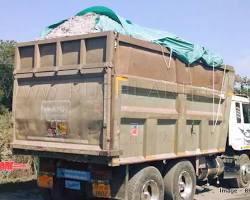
[[12, 140, 120, 164], [37, 157, 123, 199]]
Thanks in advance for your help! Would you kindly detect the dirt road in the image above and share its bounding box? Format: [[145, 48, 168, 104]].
[[0, 181, 42, 200], [195, 184, 250, 200], [1, 181, 250, 200]]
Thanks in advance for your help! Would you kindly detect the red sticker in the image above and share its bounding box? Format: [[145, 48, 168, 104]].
[[130, 124, 139, 136]]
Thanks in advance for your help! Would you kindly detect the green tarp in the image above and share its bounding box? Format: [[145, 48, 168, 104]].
[[41, 6, 223, 68]]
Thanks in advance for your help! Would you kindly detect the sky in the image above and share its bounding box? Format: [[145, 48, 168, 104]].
[[0, 0, 249, 76]]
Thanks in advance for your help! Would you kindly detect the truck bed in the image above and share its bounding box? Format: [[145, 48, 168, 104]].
[[12, 31, 235, 166]]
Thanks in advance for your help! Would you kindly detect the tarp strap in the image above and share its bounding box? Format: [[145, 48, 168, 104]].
[[212, 63, 215, 132], [187, 63, 195, 129], [168, 48, 173, 69], [213, 65, 227, 133], [157, 44, 172, 69]]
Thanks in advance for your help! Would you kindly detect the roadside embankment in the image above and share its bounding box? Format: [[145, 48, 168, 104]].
[[0, 113, 36, 184]]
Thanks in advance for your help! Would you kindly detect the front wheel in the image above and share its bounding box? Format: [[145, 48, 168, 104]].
[[128, 166, 164, 200], [229, 154, 250, 188], [164, 160, 196, 200]]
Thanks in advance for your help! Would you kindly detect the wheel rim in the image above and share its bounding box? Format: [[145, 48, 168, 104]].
[[178, 171, 193, 200], [240, 163, 250, 185], [141, 180, 159, 200]]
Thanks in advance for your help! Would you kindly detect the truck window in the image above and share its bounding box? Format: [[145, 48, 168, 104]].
[[243, 104, 250, 123], [236, 102, 241, 123]]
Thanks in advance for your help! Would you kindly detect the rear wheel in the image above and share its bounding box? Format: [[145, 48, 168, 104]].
[[128, 166, 164, 200], [164, 160, 196, 200], [229, 154, 250, 188]]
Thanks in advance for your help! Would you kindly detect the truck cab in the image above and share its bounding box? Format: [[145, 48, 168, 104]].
[[229, 95, 250, 151]]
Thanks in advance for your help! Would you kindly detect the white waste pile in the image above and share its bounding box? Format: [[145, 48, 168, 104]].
[[43, 13, 99, 39]]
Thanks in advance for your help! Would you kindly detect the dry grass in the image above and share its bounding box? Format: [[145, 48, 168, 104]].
[[0, 113, 36, 184]]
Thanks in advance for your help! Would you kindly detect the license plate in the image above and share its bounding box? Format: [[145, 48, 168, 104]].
[[57, 168, 91, 182], [92, 181, 111, 198], [65, 180, 81, 190]]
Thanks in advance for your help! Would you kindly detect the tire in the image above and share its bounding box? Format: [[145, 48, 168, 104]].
[[128, 166, 164, 200], [229, 154, 250, 188], [164, 160, 196, 200]]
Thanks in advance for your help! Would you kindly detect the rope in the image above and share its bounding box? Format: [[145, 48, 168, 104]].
[[157, 43, 172, 69], [213, 64, 227, 133], [212, 63, 215, 131], [187, 64, 195, 129], [168, 48, 173, 69]]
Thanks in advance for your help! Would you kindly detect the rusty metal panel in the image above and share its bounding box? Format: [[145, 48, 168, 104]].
[[116, 34, 233, 91], [120, 34, 232, 164], [19, 46, 34, 70], [114, 69, 234, 164], [156, 119, 176, 154], [114, 35, 235, 164], [118, 83, 178, 158], [14, 32, 110, 75], [175, 59, 224, 90], [185, 120, 201, 151], [119, 118, 145, 157], [39, 43, 57, 68], [116, 42, 177, 82], [61, 40, 80, 66], [85, 37, 106, 64], [15, 74, 104, 145], [13, 32, 114, 159], [207, 120, 223, 149]]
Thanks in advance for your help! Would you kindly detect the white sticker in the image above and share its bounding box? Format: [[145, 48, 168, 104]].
[[41, 100, 70, 121]]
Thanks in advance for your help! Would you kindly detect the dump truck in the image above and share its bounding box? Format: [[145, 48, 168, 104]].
[[11, 31, 250, 200]]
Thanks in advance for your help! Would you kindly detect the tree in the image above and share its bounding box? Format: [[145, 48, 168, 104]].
[[0, 40, 15, 113], [235, 74, 250, 97]]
